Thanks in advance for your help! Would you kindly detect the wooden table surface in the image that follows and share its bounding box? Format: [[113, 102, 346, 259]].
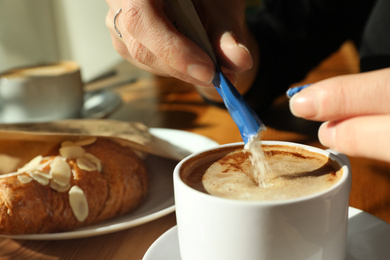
[[1, 42, 390, 259]]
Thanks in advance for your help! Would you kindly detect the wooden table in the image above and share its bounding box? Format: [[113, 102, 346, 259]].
[[1, 42, 389, 259]]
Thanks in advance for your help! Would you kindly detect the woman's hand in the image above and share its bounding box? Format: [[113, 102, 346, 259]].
[[289, 68, 390, 162], [105, 0, 257, 97]]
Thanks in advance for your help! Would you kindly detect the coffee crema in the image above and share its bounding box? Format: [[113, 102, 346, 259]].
[[0, 61, 79, 78], [181, 144, 343, 201]]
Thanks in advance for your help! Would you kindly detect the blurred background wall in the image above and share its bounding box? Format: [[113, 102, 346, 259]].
[[0, 0, 122, 82], [0, 0, 261, 82]]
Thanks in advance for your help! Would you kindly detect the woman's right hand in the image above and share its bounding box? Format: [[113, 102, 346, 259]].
[[105, 0, 257, 92]]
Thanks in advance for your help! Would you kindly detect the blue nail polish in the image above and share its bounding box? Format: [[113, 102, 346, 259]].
[[286, 84, 312, 98]]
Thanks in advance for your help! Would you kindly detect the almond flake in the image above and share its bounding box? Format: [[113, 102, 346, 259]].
[[17, 174, 33, 184], [32, 170, 52, 180], [69, 186, 88, 222], [50, 157, 71, 186], [59, 146, 85, 159], [83, 153, 102, 172], [74, 137, 97, 147], [29, 172, 50, 186], [37, 158, 52, 171], [17, 155, 43, 173], [50, 181, 71, 192], [76, 157, 97, 172], [61, 141, 76, 147]]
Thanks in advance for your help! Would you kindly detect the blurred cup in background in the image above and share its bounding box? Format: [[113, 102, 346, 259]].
[[0, 61, 84, 123]]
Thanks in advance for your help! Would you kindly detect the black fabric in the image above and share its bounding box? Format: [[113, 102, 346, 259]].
[[245, 0, 381, 113], [360, 0, 390, 71]]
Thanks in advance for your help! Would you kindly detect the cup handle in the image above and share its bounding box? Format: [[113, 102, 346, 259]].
[[326, 149, 351, 170]]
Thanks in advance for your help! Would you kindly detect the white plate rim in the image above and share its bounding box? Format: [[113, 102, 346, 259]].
[[0, 128, 218, 240]]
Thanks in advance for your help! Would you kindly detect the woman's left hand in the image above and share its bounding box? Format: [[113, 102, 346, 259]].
[[289, 68, 390, 162]]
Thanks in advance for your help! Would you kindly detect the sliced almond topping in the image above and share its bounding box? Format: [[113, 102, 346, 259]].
[[61, 141, 76, 147], [76, 157, 97, 172], [69, 186, 89, 222], [29, 172, 50, 186], [17, 174, 33, 184], [74, 137, 97, 147], [37, 158, 52, 171], [17, 155, 43, 173], [59, 146, 85, 159], [50, 181, 71, 192], [83, 153, 102, 172], [50, 157, 71, 186], [32, 170, 52, 180]]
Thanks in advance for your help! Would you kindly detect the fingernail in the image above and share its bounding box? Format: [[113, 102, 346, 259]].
[[319, 122, 336, 149], [237, 43, 253, 69], [238, 43, 251, 55], [221, 32, 253, 70], [187, 63, 215, 84], [286, 84, 312, 98], [289, 88, 318, 118]]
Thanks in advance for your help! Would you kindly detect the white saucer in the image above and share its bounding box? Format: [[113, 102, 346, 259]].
[[143, 207, 390, 260], [0, 89, 122, 124]]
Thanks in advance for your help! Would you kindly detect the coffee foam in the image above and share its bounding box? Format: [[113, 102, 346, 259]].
[[1, 61, 79, 78], [181, 145, 343, 201]]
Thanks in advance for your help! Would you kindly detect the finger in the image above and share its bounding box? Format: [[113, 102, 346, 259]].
[[217, 31, 253, 72], [122, 0, 215, 84], [105, 0, 126, 38], [106, 8, 124, 42], [318, 115, 390, 162], [105, 0, 122, 11], [112, 34, 214, 86], [106, 8, 214, 87], [290, 68, 390, 121], [109, 33, 167, 76], [203, 1, 253, 73], [106, 11, 168, 76]]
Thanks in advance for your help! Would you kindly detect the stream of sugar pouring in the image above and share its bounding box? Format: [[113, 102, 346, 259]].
[[244, 133, 271, 188]]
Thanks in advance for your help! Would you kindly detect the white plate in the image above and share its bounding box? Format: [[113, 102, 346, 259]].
[[149, 128, 217, 155], [1, 128, 218, 240], [143, 207, 390, 260]]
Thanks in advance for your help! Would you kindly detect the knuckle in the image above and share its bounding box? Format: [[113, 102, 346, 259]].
[[127, 39, 152, 66], [123, 3, 143, 35], [156, 34, 179, 63], [159, 44, 175, 64]]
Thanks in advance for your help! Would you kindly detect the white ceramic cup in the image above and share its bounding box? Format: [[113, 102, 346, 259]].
[[0, 61, 84, 123], [174, 141, 351, 260]]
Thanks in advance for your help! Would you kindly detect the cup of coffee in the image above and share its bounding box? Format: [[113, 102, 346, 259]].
[[174, 141, 351, 260], [0, 61, 84, 123]]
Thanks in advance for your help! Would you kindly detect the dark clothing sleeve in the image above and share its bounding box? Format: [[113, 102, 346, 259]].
[[245, 0, 376, 113]]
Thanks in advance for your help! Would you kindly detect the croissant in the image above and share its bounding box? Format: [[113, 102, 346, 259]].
[[0, 137, 148, 234]]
